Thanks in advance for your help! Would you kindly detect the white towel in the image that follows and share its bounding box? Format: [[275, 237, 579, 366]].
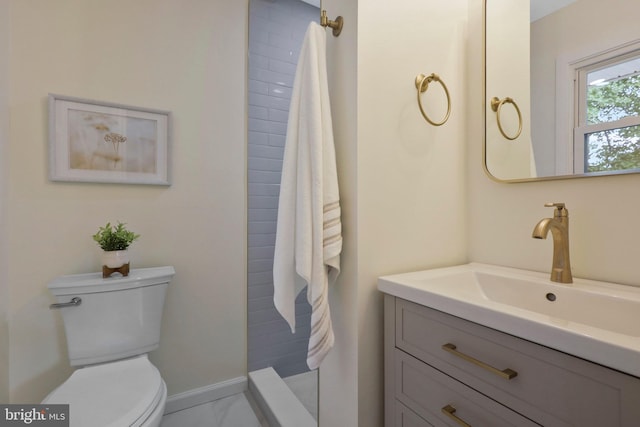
[[273, 21, 342, 370]]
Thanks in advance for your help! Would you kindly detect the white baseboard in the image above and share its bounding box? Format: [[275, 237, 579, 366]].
[[164, 376, 248, 415]]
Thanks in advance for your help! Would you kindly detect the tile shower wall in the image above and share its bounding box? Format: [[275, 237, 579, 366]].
[[247, 0, 318, 378]]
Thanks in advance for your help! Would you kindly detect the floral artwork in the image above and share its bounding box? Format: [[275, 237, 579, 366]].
[[49, 94, 170, 185], [67, 110, 157, 173]]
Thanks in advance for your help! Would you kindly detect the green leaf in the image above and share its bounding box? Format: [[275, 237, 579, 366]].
[[92, 221, 140, 251]]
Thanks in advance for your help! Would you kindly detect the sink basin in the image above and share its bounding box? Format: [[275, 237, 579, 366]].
[[378, 263, 640, 377], [476, 270, 640, 337]]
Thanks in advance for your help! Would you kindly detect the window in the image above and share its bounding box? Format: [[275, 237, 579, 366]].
[[574, 50, 640, 173]]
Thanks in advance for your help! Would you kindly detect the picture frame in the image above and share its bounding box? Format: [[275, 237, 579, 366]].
[[48, 94, 171, 185]]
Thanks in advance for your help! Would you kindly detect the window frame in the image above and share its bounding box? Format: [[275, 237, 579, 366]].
[[555, 38, 640, 175], [574, 50, 640, 173]]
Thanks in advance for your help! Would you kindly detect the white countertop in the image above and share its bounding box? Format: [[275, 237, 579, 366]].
[[378, 263, 640, 377]]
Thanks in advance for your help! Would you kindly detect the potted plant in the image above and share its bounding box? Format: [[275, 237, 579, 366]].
[[93, 222, 140, 277]]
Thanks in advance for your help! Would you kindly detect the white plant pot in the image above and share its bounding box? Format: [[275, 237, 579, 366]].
[[102, 250, 130, 268]]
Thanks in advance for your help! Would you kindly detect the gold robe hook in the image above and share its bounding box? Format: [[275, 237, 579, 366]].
[[320, 10, 343, 37]]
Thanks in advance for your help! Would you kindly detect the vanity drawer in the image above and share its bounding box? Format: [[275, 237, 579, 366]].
[[395, 401, 434, 427], [396, 349, 540, 427], [395, 298, 640, 427]]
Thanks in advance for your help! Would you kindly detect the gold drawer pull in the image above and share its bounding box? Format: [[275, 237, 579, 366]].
[[442, 404, 472, 427], [442, 343, 518, 380]]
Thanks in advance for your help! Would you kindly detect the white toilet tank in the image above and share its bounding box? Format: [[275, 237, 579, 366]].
[[48, 266, 175, 367]]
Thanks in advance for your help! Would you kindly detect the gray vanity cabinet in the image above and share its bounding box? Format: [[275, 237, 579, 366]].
[[384, 295, 640, 427]]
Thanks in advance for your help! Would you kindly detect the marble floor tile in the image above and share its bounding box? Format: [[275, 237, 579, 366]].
[[161, 392, 267, 427]]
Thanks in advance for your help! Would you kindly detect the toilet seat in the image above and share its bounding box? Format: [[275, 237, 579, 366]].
[[43, 355, 165, 427]]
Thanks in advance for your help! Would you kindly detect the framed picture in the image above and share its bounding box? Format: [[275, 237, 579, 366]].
[[48, 94, 171, 185]]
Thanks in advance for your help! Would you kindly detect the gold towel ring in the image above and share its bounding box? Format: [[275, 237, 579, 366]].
[[491, 96, 522, 140], [415, 73, 451, 126]]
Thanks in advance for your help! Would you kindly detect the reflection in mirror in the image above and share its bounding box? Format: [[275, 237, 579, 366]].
[[485, 0, 640, 181], [247, 0, 319, 423]]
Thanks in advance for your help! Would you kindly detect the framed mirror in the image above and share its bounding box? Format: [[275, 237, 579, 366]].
[[485, 0, 640, 182]]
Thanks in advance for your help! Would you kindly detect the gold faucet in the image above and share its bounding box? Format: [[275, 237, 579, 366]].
[[532, 202, 573, 283]]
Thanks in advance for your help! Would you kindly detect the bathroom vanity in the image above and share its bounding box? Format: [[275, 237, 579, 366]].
[[379, 264, 640, 427]]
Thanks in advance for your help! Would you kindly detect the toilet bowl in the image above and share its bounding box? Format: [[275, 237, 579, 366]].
[[45, 266, 175, 427], [43, 355, 166, 427]]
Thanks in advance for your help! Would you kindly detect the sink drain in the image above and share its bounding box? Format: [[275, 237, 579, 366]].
[[546, 293, 557, 302]]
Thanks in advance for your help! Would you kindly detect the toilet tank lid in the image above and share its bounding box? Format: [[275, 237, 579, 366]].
[[48, 266, 175, 295]]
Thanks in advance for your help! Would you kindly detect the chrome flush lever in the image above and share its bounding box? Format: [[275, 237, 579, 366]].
[[49, 297, 82, 309]]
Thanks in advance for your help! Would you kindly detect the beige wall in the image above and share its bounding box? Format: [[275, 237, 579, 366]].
[[320, 0, 358, 425], [322, 0, 469, 425], [6, 0, 247, 402], [323, 1, 640, 426], [468, 0, 640, 286], [0, 0, 9, 404]]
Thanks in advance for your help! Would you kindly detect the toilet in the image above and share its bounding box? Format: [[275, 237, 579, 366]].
[[43, 266, 175, 427]]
